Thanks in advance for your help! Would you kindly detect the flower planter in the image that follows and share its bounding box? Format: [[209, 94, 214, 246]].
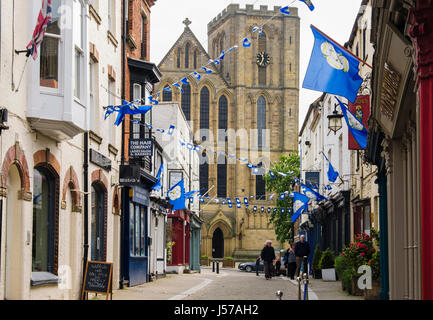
[[351, 276, 364, 296], [222, 260, 235, 268], [364, 281, 380, 300], [200, 258, 210, 266], [321, 268, 336, 281]]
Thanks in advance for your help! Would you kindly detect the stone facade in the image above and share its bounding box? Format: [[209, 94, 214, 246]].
[[156, 4, 300, 259]]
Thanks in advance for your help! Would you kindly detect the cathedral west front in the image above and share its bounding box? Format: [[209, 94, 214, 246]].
[[156, 4, 300, 259]]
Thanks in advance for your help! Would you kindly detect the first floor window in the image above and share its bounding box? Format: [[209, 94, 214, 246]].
[[40, 36, 60, 88], [32, 167, 56, 273]]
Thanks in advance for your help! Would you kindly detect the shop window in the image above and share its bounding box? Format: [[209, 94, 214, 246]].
[[32, 167, 57, 273], [130, 203, 147, 257]]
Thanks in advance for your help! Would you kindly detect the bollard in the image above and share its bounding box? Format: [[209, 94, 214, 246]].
[[303, 256, 309, 279], [212, 261, 215, 272], [275, 291, 283, 300], [303, 273, 309, 300], [297, 276, 302, 300], [216, 261, 219, 274]]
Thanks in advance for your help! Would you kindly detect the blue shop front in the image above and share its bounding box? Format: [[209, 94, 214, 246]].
[[122, 183, 154, 287]]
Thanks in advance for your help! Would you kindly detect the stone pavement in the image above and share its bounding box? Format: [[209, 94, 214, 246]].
[[91, 267, 364, 301]]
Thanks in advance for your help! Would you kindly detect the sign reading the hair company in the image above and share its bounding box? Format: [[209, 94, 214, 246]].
[[129, 139, 153, 158], [90, 149, 112, 171]]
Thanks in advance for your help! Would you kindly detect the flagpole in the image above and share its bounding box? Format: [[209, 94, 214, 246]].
[[311, 25, 373, 69]]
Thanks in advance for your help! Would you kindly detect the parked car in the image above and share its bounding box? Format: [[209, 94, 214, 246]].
[[238, 261, 264, 272]]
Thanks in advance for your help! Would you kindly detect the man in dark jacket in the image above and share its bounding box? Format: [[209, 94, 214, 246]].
[[294, 235, 310, 278], [260, 240, 276, 280]]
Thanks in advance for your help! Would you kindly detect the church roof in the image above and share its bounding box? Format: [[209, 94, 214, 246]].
[[157, 19, 228, 87]]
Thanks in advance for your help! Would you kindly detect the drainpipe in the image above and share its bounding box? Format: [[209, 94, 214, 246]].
[[119, 0, 127, 290], [81, 132, 89, 300]]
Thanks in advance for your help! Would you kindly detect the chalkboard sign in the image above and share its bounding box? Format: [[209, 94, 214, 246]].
[[81, 261, 113, 300]]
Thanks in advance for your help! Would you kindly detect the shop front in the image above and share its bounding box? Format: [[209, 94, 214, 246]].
[[122, 184, 152, 286], [166, 210, 190, 274], [189, 214, 203, 272]]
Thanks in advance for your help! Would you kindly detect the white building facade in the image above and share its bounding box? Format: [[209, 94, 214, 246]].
[[0, 0, 122, 300]]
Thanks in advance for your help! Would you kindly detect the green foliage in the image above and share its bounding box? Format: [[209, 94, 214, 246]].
[[264, 153, 300, 245], [335, 255, 349, 279], [200, 255, 208, 259], [368, 250, 380, 281], [224, 257, 234, 260], [312, 244, 322, 271], [342, 268, 354, 294], [318, 248, 335, 269]]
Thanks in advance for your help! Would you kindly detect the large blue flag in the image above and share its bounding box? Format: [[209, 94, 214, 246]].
[[167, 179, 186, 211], [303, 25, 363, 103], [301, 184, 327, 202], [322, 152, 339, 183], [336, 97, 368, 149], [151, 163, 163, 191], [291, 192, 310, 223], [105, 100, 153, 126]]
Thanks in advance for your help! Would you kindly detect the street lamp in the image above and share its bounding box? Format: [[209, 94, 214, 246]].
[[327, 104, 344, 134]]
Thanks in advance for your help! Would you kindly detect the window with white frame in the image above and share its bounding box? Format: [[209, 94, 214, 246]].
[[40, 0, 62, 89], [73, 1, 84, 100], [89, 60, 96, 131], [108, 0, 115, 33]]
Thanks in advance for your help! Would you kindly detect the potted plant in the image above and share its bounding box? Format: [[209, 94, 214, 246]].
[[312, 244, 322, 279], [319, 248, 336, 281], [335, 255, 348, 287], [222, 257, 235, 268], [200, 255, 210, 266]]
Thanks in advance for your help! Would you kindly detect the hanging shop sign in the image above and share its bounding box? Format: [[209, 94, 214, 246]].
[[130, 186, 150, 206], [129, 138, 153, 158], [119, 165, 141, 185], [90, 149, 112, 171], [348, 95, 371, 150]]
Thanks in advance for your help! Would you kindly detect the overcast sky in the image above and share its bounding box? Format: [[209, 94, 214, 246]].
[[150, 0, 362, 129]]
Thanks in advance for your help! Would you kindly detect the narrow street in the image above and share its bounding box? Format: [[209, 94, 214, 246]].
[[110, 267, 362, 301]]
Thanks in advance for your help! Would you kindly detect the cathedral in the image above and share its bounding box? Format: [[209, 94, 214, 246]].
[[156, 4, 300, 259]]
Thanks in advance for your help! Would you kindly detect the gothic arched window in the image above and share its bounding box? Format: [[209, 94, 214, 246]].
[[258, 32, 267, 85], [217, 154, 227, 198], [185, 43, 190, 68], [256, 175, 266, 200], [200, 152, 209, 196], [218, 95, 228, 141], [162, 85, 172, 101], [177, 48, 181, 68], [181, 83, 191, 121], [200, 87, 210, 140], [194, 50, 198, 69], [257, 96, 266, 148]]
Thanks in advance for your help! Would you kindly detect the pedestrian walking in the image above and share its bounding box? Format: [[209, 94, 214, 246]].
[[285, 243, 297, 280], [295, 235, 310, 278], [260, 240, 276, 280], [255, 256, 260, 276]]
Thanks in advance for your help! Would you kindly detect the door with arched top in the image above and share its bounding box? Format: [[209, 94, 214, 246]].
[[212, 228, 224, 258]]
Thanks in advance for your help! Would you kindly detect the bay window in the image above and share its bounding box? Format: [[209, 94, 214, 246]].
[[40, 0, 61, 89]]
